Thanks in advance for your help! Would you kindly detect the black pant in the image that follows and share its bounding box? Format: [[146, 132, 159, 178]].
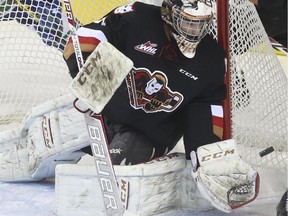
[[81, 116, 179, 165]]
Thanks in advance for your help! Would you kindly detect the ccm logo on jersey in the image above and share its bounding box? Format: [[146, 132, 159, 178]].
[[179, 69, 198, 80], [200, 148, 235, 162]]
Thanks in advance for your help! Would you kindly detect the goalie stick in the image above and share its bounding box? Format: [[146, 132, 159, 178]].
[[63, 0, 84, 69], [63, 1, 134, 215]]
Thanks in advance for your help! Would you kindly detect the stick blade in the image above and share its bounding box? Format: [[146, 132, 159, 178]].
[[70, 41, 133, 113]]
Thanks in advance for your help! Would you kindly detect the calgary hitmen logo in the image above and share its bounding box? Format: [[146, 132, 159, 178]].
[[125, 68, 183, 113]]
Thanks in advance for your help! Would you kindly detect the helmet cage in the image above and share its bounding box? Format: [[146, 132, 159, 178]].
[[171, 7, 212, 43], [161, 0, 213, 58]]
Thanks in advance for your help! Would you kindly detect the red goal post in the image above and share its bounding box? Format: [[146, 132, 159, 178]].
[[216, 0, 231, 140]]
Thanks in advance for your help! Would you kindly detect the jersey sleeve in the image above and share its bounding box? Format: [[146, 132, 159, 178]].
[[180, 62, 226, 160], [63, 3, 133, 78], [180, 99, 224, 160], [179, 34, 226, 159]]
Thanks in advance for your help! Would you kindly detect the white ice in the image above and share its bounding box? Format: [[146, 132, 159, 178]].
[[0, 169, 285, 216]]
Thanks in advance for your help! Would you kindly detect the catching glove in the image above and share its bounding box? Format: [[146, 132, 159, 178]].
[[190, 139, 260, 213]]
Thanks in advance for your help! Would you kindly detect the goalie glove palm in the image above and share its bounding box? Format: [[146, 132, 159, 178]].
[[191, 139, 260, 213]]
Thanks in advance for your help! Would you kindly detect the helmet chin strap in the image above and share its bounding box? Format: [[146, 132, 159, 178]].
[[172, 33, 199, 58]]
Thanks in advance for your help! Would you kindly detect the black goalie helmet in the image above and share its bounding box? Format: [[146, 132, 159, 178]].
[[161, 0, 213, 58]]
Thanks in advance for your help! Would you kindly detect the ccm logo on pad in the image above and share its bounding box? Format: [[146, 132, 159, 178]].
[[200, 149, 235, 162]]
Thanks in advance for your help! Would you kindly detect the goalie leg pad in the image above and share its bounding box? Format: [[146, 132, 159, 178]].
[[0, 94, 90, 182], [56, 153, 186, 216], [55, 152, 214, 216]]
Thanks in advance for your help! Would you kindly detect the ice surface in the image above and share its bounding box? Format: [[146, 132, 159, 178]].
[[0, 178, 282, 216]]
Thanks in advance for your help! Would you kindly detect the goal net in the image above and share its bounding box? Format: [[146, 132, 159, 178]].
[[0, 0, 286, 171], [214, 0, 287, 170]]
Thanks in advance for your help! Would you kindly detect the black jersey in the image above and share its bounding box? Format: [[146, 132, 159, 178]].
[[64, 2, 226, 156]]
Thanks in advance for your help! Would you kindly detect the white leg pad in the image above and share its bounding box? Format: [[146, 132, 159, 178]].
[[55, 153, 213, 216], [0, 94, 90, 182]]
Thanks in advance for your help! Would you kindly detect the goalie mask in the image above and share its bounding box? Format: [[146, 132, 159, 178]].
[[161, 0, 213, 58]]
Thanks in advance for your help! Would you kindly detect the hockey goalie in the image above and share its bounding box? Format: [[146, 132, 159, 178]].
[[0, 0, 259, 215]]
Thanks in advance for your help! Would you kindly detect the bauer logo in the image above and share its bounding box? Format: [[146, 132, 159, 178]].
[[134, 41, 158, 55], [63, 0, 73, 22], [86, 116, 121, 212]]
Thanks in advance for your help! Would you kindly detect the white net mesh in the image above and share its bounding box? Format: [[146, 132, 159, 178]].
[[0, 0, 286, 169], [0, 0, 128, 130], [221, 0, 287, 169], [0, 20, 71, 130]]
